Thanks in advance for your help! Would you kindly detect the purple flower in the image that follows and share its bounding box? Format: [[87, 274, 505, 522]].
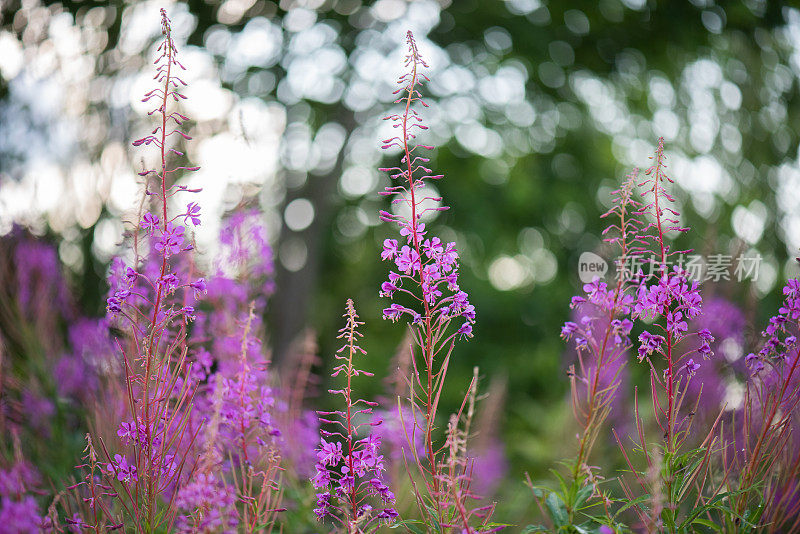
[[461, 303, 476, 322], [155, 222, 185, 256], [399, 221, 426, 243], [184, 202, 201, 226], [313, 491, 331, 520], [561, 321, 578, 339], [583, 278, 609, 307], [125, 267, 138, 285], [117, 421, 139, 444], [697, 328, 714, 345], [106, 296, 123, 315], [458, 322, 473, 338], [108, 454, 137, 483], [666, 310, 688, 338], [610, 318, 634, 344], [422, 236, 442, 256], [570, 296, 587, 308], [381, 239, 399, 260], [317, 439, 343, 467], [338, 473, 355, 490], [141, 212, 159, 233], [160, 272, 180, 293], [190, 278, 207, 299], [370, 478, 395, 502], [395, 246, 421, 274], [311, 464, 331, 489], [422, 281, 442, 305], [383, 303, 406, 322], [685, 358, 700, 376], [378, 508, 399, 519], [380, 281, 397, 298], [638, 330, 664, 361], [440, 242, 459, 269], [698, 342, 713, 358]]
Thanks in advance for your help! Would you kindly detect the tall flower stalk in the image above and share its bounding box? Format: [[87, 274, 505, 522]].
[[558, 171, 639, 523], [378, 31, 476, 526], [727, 279, 800, 531], [98, 9, 201, 531], [311, 300, 397, 532], [614, 140, 718, 532], [545, 141, 720, 533]]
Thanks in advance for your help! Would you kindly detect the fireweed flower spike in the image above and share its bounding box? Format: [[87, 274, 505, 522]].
[[556, 170, 639, 523], [95, 9, 202, 531], [378, 31, 473, 338], [727, 276, 800, 529], [631, 139, 707, 449], [311, 300, 397, 530], [551, 142, 724, 532], [610, 140, 717, 530], [378, 30, 476, 524]]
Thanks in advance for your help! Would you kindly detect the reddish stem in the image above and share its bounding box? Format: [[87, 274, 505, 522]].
[[401, 54, 440, 517]]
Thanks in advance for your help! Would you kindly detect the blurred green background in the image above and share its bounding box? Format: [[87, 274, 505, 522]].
[[1, 0, 799, 511]]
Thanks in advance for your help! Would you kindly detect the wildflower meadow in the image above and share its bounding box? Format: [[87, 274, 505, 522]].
[[3, 2, 800, 533]]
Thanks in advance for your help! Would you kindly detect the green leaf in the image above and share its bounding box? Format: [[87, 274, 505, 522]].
[[389, 519, 426, 534], [678, 490, 753, 530], [549, 468, 570, 498], [613, 494, 650, 516], [419, 503, 442, 533], [483, 523, 513, 529], [521, 525, 549, 533], [677, 456, 706, 497], [574, 484, 594, 510], [546, 491, 569, 527], [692, 518, 723, 531]]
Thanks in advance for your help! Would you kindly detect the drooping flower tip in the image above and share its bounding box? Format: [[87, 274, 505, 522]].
[[404, 30, 429, 69], [160, 8, 170, 35]]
